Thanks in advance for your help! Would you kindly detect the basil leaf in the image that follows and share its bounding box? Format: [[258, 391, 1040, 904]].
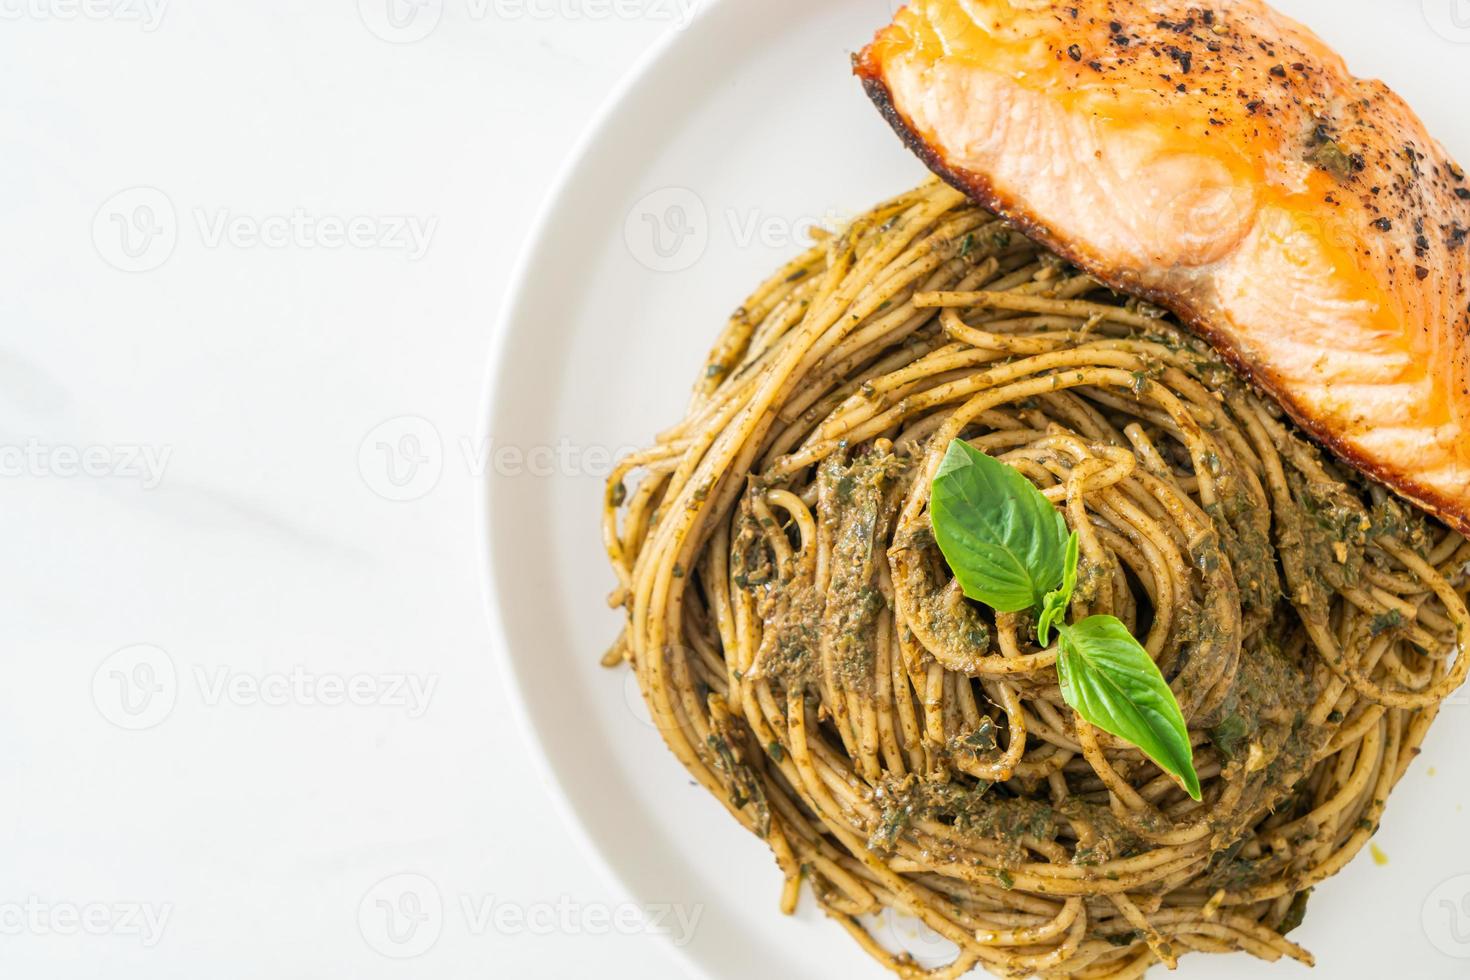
[[929, 440, 1069, 613], [1036, 531, 1080, 646], [1057, 616, 1202, 801]]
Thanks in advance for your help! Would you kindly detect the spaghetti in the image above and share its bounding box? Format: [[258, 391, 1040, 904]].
[[601, 180, 1470, 978]]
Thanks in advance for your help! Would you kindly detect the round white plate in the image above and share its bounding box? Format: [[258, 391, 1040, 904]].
[[481, 2, 1470, 976]]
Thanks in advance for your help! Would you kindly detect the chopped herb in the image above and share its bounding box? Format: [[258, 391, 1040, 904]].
[[1209, 713, 1250, 759], [1279, 890, 1312, 935], [1369, 609, 1403, 636], [1308, 139, 1355, 179]]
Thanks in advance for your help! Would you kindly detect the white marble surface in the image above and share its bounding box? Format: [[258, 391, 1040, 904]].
[[0, 5, 688, 978]]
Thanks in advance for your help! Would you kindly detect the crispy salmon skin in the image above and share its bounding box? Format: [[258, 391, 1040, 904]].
[[857, 0, 1470, 532]]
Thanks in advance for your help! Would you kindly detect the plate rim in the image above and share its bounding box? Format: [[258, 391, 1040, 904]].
[[475, 7, 729, 979]]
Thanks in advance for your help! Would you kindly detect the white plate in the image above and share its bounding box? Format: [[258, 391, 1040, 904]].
[[481, 2, 1470, 977]]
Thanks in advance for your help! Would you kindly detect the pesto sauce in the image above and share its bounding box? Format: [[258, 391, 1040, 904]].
[[869, 775, 1147, 870], [817, 452, 911, 693], [891, 525, 993, 666]]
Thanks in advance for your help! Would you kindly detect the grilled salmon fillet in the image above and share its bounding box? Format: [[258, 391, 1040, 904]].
[[857, 0, 1470, 533]]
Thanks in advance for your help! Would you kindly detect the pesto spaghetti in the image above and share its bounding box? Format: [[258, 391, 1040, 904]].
[[600, 180, 1470, 978]]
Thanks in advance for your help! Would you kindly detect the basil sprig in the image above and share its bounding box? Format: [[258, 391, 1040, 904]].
[[929, 439, 1202, 801], [1036, 531, 1079, 647]]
